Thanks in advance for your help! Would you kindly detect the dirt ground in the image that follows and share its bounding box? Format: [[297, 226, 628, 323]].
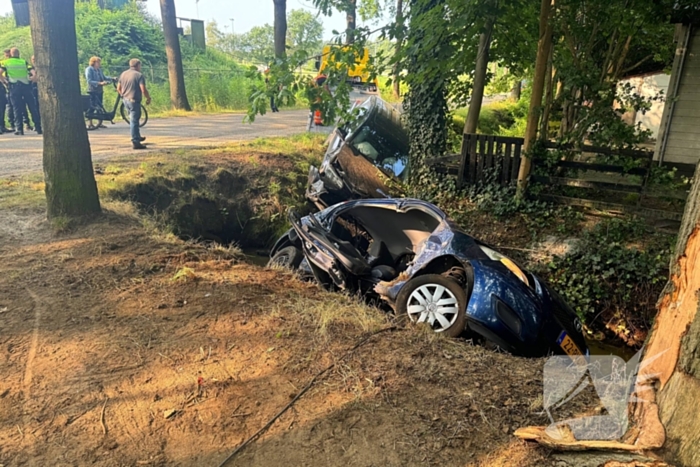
[[0, 199, 582, 467]]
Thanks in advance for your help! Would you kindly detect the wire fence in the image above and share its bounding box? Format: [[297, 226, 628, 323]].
[[92, 66, 256, 113]]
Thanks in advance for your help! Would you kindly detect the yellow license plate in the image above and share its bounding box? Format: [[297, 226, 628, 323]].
[[557, 332, 583, 356]]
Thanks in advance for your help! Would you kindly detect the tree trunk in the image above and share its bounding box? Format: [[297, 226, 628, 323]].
[[346, 0, 357, 44], [273, 0, 287, 58], [392, 0, 404, 99], [630, 163, 700, 466], [516, 0, 554, 197], [540, 48, 555, 140], [28, 0, 100, 219], [159, 0, 191, 111], [510, 80, 521, 101], [463, 23, 494, 135]]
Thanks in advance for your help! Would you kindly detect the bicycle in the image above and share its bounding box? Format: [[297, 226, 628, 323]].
[[82, 79, 149, 131]]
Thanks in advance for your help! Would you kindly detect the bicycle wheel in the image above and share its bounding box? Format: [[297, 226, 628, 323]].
[[86, 118, 103, 131], [86, 104, 105, 130], [120, 103, 149, 128]]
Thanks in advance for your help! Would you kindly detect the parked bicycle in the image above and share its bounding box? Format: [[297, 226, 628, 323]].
[[82, 79, 149, 130]]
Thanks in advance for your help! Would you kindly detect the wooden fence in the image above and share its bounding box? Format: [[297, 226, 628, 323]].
[[427, 133, 692, 221]]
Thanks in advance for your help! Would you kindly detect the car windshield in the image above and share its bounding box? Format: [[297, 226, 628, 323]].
[[347, 102, 410, 180]]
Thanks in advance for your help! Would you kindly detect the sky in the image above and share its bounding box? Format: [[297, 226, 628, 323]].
[[0, 0, 382, 40]]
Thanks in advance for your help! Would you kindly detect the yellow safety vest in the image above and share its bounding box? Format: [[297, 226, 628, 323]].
[[3, 57, 31, 84]]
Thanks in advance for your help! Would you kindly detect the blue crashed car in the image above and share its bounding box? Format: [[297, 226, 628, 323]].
[[269, 198, 588, 358]]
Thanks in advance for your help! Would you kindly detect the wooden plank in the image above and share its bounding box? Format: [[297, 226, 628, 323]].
[[542, 141, 653, 160], [511, 142, 522, 182], [485, 135, 495, 173], [556, 160, 649, 176], [672, 106, 700, 118], [502, 143, 512, 186], [662, 122, 700, 134], [476, 135, 486, 182], [466, 135, 524, 145], [537, 194, 684, 221], [665, 138, 700, 151], [531, 175, 643, 193], [674, 90, 700, 101], [457, 134, 470, 188], [469, 134, 478, 184], [661, 149, 700, 165]]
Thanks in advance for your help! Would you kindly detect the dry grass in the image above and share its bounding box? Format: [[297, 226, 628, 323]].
[[272, 289, 389, 337], [0, 175, 45, 210]]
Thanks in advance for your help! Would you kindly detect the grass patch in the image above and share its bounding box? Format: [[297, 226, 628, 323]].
[[0, 175, 45, 210]]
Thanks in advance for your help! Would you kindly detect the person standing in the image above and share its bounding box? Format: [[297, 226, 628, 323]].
[[30, 55, 39, 119], [0, 47, 41, 136], [85, 56, 111, 129], [117, 58, 150, 150]]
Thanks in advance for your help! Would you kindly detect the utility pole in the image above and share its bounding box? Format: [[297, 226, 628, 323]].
[[230, 18, 234, 35]]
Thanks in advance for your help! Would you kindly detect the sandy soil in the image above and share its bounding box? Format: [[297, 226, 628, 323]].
[[0, 204, 575, 467]]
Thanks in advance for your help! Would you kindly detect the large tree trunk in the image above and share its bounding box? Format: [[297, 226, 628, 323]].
[[631, 163, 700, 466], [159, 0, 191, 111], [514, 164, 700, 465], [463, 23, 494, 135], [273, 0, 287, 58], [28, 0, 100, 219], [516, 0, 554, 197], [392, 0, 404, 99], [346, 0, 357, 44]]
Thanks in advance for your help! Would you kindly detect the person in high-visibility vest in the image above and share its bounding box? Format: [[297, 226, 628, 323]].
[[1, 48, 30, 133], [313, 73, 328, 126], [0, 48, 41, 135]]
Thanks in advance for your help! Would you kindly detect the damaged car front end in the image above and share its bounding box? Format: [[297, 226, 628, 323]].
[[306, 96, 409, 209], [269, 198, 588, 358]]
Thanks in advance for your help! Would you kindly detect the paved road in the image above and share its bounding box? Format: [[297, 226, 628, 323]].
[[0, 109, 314, 177]]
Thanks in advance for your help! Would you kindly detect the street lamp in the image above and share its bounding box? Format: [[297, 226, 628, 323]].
[[230, 18, 234, 35]]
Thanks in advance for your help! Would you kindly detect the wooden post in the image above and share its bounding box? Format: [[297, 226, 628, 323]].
[[515, 0, 555, 197]]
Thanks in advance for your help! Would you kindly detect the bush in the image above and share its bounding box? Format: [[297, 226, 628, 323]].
[[544, 218, 672, 337]]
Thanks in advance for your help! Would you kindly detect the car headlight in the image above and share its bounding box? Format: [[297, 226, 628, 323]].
[[479, 245, 530, 287]]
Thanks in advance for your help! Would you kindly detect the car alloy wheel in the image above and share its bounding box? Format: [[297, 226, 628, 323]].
[[397, 274, 467, 338]]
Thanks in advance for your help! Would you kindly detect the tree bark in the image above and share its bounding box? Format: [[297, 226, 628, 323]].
[[28, 0, 100, 219], [346, 0, 357, 44], [516, 0, 554, 197], [463, 23, 494, 135], [159, 0, 191, 111], [392, 0, 404, 99], [273, 0, 287, 58], [630, 163, 700, 465], [510, 80, 521, 101], [540, 48, 555, 140]]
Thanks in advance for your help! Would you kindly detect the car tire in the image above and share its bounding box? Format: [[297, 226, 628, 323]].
[[396, 274, 468, 338], [267, 246, 304, 270]]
